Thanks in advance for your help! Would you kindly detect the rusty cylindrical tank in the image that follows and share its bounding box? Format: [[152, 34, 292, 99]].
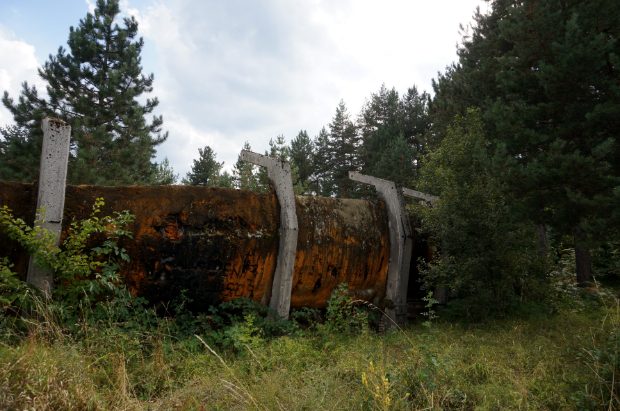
[[0, 183, 390, 311]]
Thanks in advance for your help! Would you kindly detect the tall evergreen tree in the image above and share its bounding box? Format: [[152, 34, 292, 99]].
[[400, 86, 432, 155], [372, 133, 416, 189], [183, 146, 223, 187], [358, 84, 401, 174], [290, 130, 314, 191], [431, 0, 620, 286], [419, 109, 544, 315], [256, 135, 290, 192], [428, 4, 512, 145], [357, 84, 431, 180], [1, 0, 167, 185], [217, 170, 235, 188], [150, 157, 179, 185], [328, 100, 360, 198], [0, 125, 34, 182], [312, 127, 333, 197], [233, 141, 260, 191]]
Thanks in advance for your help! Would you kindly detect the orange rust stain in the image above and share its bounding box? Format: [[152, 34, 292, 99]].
[[290, 196, 390, 308], [164, 221, 182, 240]]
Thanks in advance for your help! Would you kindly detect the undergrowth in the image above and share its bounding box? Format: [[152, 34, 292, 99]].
[[1, 202, 620, 409]]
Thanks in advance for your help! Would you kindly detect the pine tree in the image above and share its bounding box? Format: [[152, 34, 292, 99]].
[[312, 127, 333, 197], [217, 171, 235, 188], [1, 0, 167, 185], [290, 130, 314, 184], [428, 3, 511, 146], [257, 135, 290, 192], [0, 125, 36, 182], [358, 84, 401, 174], [151, 157, 179, 185], [328, 100, 360, 198], [400, 86, 432, 155], [290, 130, 314, 194], [419, 109, 544, 313], [183, 146, 223, 187], [357, 84, 430, 181], [232, 141, 260, 191], [372, 133, 416, 189], [430, 0, 620, 286]]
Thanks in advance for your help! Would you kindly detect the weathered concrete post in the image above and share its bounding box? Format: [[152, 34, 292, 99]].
[[240, 150, 298, 318], [349, 172, 413, 329], [402, 187, 438, 206], [26, 117, 71, 297]]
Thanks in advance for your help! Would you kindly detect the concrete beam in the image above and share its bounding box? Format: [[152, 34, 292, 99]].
[[27, 117, 71, 297], [402, 187, 438, 205], [240, 150, 298, 318], [349, 172, 413, 329]]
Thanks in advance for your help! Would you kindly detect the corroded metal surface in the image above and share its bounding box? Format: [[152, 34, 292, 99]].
[[292, 196, 389, 308], [63, 185, 280, 313], [0, 183, 391, 310]]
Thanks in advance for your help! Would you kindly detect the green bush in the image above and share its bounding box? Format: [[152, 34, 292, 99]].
[[418, 109, 547, 318], [0, 198, 134, 305], [0, 199, 163, 334]]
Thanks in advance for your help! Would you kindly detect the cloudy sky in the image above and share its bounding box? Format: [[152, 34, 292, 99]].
[[0, 0, 489, 178]]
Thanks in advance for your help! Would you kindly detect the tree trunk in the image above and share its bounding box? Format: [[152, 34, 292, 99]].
[[537, 224, 547, 259], [574, 220, 592, 287]]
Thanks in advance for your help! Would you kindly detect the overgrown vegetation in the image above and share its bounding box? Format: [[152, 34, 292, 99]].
[[0, 202, 618, 409], [417, 110, 547, 317], [1, 285, 618, 409]]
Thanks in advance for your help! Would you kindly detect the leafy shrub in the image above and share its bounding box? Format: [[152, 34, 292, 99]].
[[0, 258, 40, 335], [0, 258, 38, 312], [549, 248, 615, 314], [325, 283, 371, 334], [0, 199, 134, 307], [0, 199, 165, 335], [418, 109, 547, 318]]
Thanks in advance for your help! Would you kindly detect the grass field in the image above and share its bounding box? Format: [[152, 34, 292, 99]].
[[1, 295, 618, 411]]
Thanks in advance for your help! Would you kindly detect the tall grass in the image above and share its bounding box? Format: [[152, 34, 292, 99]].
[[1, 294, 617, 410]]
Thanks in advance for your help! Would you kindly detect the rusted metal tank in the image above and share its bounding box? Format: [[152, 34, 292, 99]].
[[0, 182, 390, 311]]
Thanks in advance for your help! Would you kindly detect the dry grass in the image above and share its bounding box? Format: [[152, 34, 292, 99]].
[[0, 307, 616, 410]]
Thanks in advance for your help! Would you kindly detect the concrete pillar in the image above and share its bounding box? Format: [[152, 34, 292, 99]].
[[26, 117, 71, 297], [349, 172, 413, 329], [240, 150, 298, 318]]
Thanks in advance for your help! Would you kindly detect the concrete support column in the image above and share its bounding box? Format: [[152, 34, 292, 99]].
[[240, 150, 298, 318], [349, 172, 413, 329], [26, 117, 71, 297]]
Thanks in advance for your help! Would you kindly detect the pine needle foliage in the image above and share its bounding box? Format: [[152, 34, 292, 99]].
[[1, 0, 167, 185]]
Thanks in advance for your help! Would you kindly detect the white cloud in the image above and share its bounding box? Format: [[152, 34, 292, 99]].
[[119, 0, 142, 24], [128, 0, 489, 177], [0, 24, 46, 128], [1, 0, 489, 179], [85, 0, 96, 14]]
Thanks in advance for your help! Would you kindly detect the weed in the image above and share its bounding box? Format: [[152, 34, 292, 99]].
[[421, 290, 438, 328]]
